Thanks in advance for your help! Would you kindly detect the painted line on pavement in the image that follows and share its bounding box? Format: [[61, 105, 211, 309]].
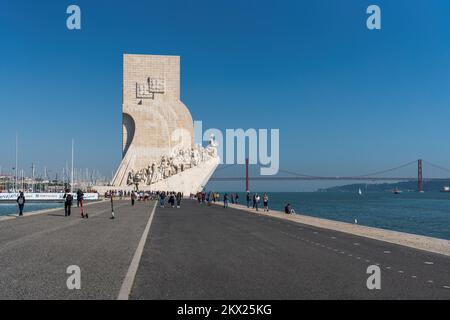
[[118, 201, 157, 300]]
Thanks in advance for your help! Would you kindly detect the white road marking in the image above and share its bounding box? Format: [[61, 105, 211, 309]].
[[427, 280, 434, 284], [398, 271, 404, 274], [348, 254, 353, 257], [383, 251, 391, 254], [424, 262, 434, 265], [353, 243, 360, 246], [118, 202, 157, 300], [444, 286, 450, 289], [412, 276, 417, 279]]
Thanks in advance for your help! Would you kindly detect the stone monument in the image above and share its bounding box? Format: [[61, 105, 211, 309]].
[[108, 54, 219, 194]]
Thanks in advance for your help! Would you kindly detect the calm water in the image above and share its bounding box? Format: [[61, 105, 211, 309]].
[[0, 203, 62, 216], [226, 192, 450, 240]]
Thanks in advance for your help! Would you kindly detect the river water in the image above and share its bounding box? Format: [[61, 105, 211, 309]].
[[0, 203, 63, 216]]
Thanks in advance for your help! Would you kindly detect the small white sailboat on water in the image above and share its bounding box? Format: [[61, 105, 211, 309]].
[[393, 187, 402, 194], [358, 188, 362, 196]]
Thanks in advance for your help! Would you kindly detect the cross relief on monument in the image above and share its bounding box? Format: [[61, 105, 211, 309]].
[[136, 77, 165, 99]]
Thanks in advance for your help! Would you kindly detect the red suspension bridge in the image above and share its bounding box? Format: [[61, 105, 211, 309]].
[[210, 159, 450, 192]]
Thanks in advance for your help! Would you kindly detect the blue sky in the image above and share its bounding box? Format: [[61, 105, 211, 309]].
[[1, 0, 450, 191]]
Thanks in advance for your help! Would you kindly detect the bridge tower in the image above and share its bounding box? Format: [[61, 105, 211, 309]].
[[418, 159, 423, 193]]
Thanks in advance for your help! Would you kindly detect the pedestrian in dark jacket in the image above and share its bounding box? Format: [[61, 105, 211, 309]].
[[16, 191, 25, 216], [63, 189, 73, 217], [176, 192, 182, 208], [76, 189, 84, 207], [285, 203, 292, 214], [224, 193, 229, 208], [169, 193, 176, 207], [77, 189, 87, 218], [131, 191, 136, 206]]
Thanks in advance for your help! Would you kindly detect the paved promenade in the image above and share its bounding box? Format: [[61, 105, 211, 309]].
[[0, 200, 153, 299], [0, 199, 449, 299], [131, 200, 450, 299]]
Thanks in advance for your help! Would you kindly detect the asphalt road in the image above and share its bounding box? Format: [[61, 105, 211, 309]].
[[131, 200, 450, 300], [0, 199, 153, 299]]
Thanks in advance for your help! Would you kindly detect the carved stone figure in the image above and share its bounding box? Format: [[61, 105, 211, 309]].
[[125, 142, 219, 186]]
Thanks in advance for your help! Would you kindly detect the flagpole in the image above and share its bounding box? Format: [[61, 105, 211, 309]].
[[15, 133, 18, 193], [71, 139, 74, 193]]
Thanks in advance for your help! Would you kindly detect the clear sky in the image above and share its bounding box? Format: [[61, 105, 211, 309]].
[[1, 0, 450, 191]]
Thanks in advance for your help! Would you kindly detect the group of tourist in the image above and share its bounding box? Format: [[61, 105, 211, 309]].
[[14, 189, 87, 218], [192, 191, 271, 212], [192, 191, 296, 215], [104, 189, 184, 209], [62, 189, 87, 218], [243, 192, 270, 212], [158, 191, 183, 208], [105, 190, 159, 201], [14, 188, 296, 217], [193, 191, 222, 205]]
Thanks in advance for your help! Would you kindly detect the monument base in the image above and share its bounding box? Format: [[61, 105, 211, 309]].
[[95, 157, 220, 195]]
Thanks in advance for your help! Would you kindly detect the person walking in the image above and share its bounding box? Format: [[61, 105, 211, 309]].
[[246, 192, 251, 208], [201, 192, 206, 204], [63, 189, 73, 217], [223, 193, 229, 208], [263, 193, 269, 212], [252, 194, 256, 209], [16, 191, 25, 216], [159, 192, 166, 208], [131, 191, 136, 206], [176, 192, 182, 208], [235, 193, 239, 204], [255, 193, 261, 211], [76, 189, 84, 207], [77, 189, 86, 218], [169, 193, 175, 208]]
